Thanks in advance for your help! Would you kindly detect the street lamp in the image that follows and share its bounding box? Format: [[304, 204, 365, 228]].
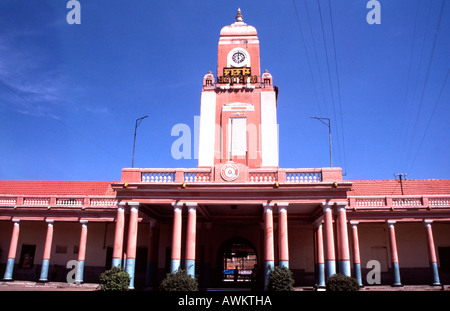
[[132, 115, 148, 168], [310, 117, 332, 167]]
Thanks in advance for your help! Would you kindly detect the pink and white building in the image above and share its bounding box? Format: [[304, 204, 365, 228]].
[[1, 10, 449, 290]]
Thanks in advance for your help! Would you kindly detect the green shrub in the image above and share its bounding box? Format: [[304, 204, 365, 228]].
[[267, 266, 295, 291], [325, 273, 360, 291], [99, 266, 131, 291], [159, 268, 198, 291]]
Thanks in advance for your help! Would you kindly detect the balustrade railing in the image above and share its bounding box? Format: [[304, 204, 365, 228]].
[[142, 171, 176, 183], [285, 170, 322, 183], [249, 170, 277, 182], [0, 197, 16, 205], [184, 171, 211, 183]]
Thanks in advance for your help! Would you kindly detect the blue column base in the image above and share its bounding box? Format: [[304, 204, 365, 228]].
[[126, 258, 136, 290], [185, 259, 195, 278], [391, 262, 402, 286], [325, 260, 336, 279], [3, 258, 15, 281], [316, 263, 325, 288], [170, 259, 180, 273], [39, 259, 50, 282], [279, 261, 289, 269], [111, 258, 122, 268], [354, 263, 363, 286], [75, 260, 84, 284], [430, 262, 441, 286], [264, 261, 274, 291], [338, 260, 351, 277]]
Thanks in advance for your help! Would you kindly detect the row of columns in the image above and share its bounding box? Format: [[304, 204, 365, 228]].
[[2, 219, 89, 283], [314, 203, 442, 287], [170, 202, 197, 278]]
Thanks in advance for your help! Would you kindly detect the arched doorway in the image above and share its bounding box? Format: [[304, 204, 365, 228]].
[[217, 237, 258, 286]]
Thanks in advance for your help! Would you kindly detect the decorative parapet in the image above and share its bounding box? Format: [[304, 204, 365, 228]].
[[121, 166, 343, 184], [349, 195, 450, 209], [0, 195, 117, 209]]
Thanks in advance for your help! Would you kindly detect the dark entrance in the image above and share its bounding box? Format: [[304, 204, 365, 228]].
[[217, 237, 258, 287]]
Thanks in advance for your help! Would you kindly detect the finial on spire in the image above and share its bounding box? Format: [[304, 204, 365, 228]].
[[236, 8, 243, 22]]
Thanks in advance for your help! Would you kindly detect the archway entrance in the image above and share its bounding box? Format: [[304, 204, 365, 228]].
[[218, 237, 258, 286]]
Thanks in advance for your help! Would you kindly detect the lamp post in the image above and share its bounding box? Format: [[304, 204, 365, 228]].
[[132, 115, 148, 168], [311, 117, 332, 167]]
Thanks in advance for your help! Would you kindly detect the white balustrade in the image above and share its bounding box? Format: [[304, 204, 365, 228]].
[[0, 197, 16, 205], [23, 197, 50, 206], [249, 171, 277, 182], [285, 171, 322, 183], [184, 171, 211, 183], [56, 198, 83, 206], [141, 171, 176, 183]]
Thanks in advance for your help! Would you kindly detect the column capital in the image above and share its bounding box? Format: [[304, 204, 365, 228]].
[[349, 221, 359, 227], [263, 204, 274, 213], [423, 219, 433, 226], [45, 219, 54, 224], [12, 218, 20, 224], [387, 220, 396, 226], [80, 219, 88, 225]]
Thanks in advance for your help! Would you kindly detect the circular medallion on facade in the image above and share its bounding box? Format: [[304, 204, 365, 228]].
[[221, 163, 239, 181]]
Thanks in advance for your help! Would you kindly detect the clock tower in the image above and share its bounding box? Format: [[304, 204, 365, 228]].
[[198, 9, 279, 172]]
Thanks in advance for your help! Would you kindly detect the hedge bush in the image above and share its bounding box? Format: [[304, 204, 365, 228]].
[[159, 268, 198, 291], [325, 273, 360, 291], [267, 266, 295, 291], [99, 266, 131, 291]]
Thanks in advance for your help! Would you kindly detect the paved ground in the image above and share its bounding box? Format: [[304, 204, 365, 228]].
[[0, 281, 448, 291]]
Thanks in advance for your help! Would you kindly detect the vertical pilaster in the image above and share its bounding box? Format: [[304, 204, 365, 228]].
[[350, 221, 363, 286], [171, 203, 183, 273], [185, 203, 197, 278], [75, 220, 88, 284], [3, 219, 20, 281], [322, 203, 336, 279], [424, 220, 441, 286], [112, 205, 125, 268], [126, 203, 139, 289], [336, 204, 350, 276], [277, 203, 289, 269], [387, 221, 402, 287], [39, 219, 54, 282], [263, 204, 274, 290], [315, 221, 326, 289]]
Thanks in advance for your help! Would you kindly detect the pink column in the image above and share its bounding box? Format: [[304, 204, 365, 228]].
[[424, 220, 441, 286], [3, 219, 20, 281], [336, 205, 350, 276], [387, 221, 402, 286], [263, 204, 274, 290], [39, 219, 54, 281], [126, 204, 139, 289], [171, 203, 183, 272], [185, 203, 197, 278], [350, 221, 363, 286], [277, 204, 289, 268], [75, 220, 88, 284], [112, 205, 125, 267], [315, 222, 325, 288], [322, 204, 336, 278]]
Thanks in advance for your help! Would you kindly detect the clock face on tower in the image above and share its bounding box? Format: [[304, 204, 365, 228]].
[[232, 51, 246, 64], [228, 48, 249, 67]]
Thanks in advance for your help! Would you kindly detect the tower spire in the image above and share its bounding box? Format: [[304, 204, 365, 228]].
[[236, 8, 243, 22]]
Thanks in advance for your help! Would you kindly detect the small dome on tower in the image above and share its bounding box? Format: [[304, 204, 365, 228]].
[[219, 8, 257, 37]]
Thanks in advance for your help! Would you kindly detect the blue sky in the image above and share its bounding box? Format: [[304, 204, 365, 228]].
[[0, 0, 449, 181]]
